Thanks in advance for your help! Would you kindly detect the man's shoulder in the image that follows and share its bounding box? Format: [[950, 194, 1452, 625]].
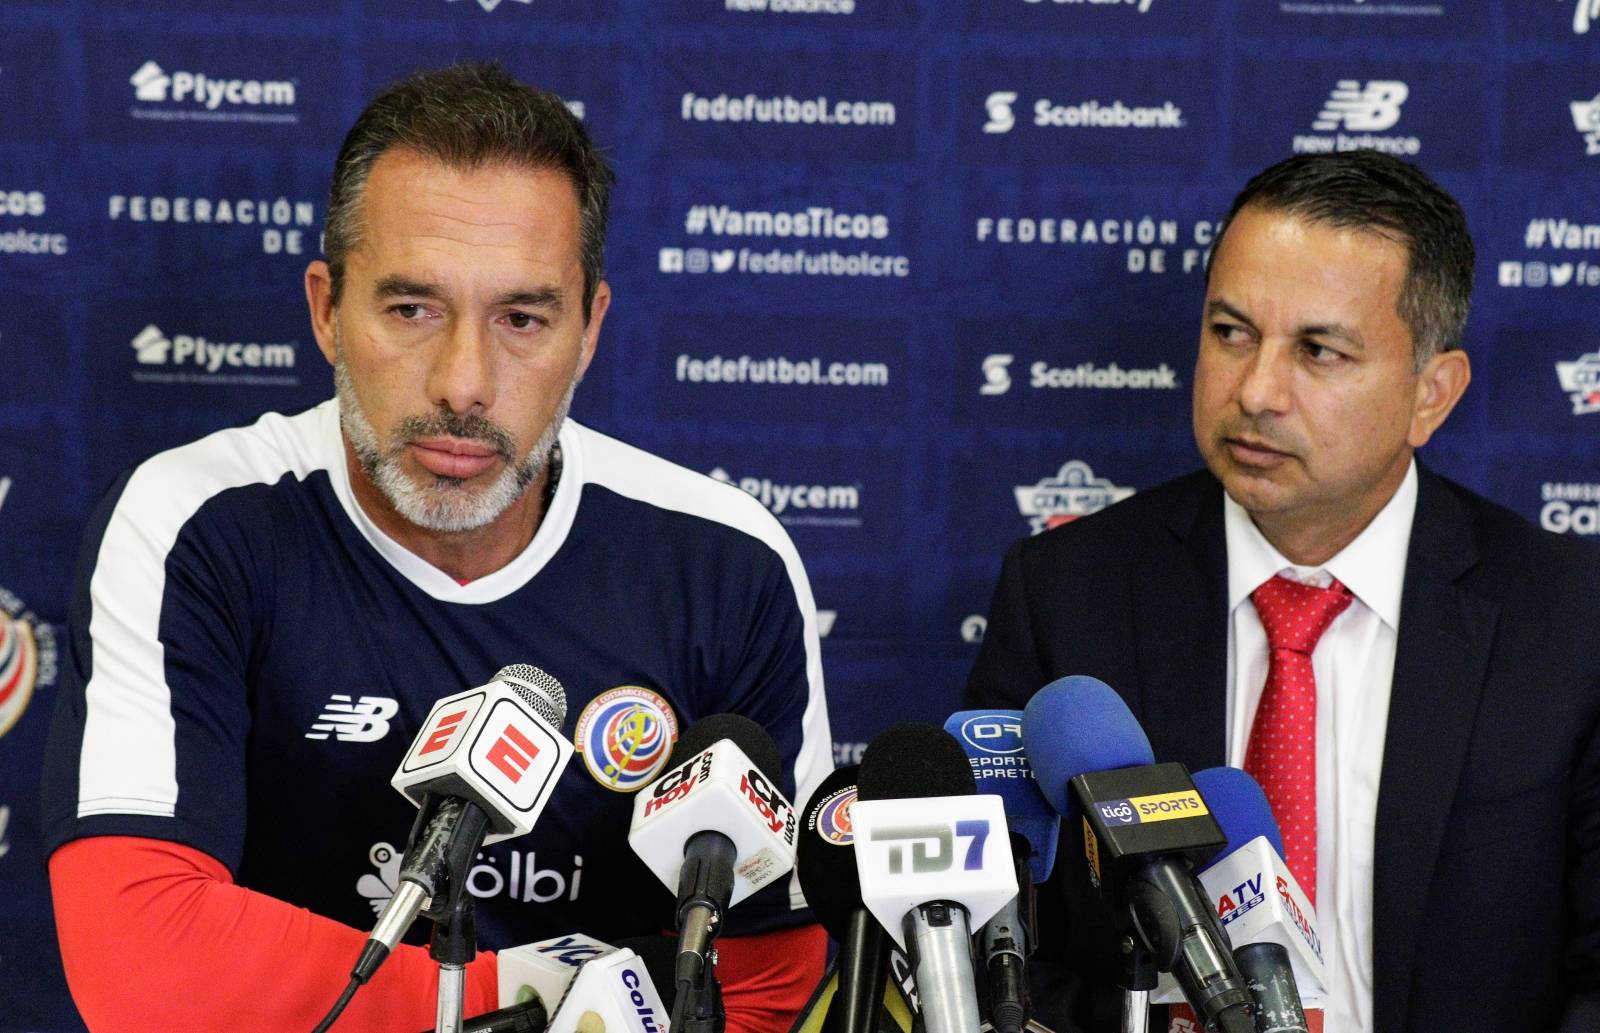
[[89, 403, 337, 559], [1425, 468, 1600, 585]]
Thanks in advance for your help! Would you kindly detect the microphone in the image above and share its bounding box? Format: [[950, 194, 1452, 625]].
[[945, 709, 1060, 1033], [1022, 676, 1253, 1033], [487, 935, 669, 1033], [627, 714, 798, 1024], [851, 723, 1018, 1033], [360, 664, 575, 983], [794, 765, 897, 1033], [1150, 767, 1324, 1027]]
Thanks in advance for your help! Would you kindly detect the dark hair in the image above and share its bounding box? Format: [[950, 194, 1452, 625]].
[[1210, 151, 1474, 369], [324, 62, 614, 317]]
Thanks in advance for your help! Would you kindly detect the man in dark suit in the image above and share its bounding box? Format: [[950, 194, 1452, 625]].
[[966, 151, 1600, 1033]]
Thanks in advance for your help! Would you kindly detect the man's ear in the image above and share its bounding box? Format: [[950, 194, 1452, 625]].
[[1408, 348, 1471, 448], [305, 260, 338, 366], [575, 280, 610, 382]]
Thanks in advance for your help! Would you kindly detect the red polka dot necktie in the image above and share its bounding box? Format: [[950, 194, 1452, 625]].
[[1243, 573, 1353, 905]]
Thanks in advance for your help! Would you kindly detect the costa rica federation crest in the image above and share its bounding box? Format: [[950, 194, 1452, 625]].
[[573, 686, 679, 792]]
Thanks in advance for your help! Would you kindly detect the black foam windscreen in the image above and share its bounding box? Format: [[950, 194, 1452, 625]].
[[668, 712, 782, 784], [857, 722, 976, 801], [796, 764, 864, 941]]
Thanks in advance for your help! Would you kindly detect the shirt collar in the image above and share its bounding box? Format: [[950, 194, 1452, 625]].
[[1224, 459, 1417, 630]]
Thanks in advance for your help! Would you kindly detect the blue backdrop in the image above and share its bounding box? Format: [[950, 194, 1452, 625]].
[[3, 1, 1598, 1028]]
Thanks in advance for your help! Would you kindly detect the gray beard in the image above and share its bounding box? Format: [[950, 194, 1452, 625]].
[[333, 342, 574, 534]]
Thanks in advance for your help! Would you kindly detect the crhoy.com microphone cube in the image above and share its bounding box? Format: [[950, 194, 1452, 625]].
[[392, 679, 575, 845], [628, 738, 798, 906]]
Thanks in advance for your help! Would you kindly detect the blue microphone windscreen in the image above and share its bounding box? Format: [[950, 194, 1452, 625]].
[[1021, 675, 1155, 815], [943, 709, 1060, 882], [1192, 766, 1286, 870]]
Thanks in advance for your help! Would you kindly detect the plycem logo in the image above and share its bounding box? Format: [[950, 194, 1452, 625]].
[[128, 59, 298, 125], [709, 468, 863, 526], [1572, 94, 1600, 156], [129, 323, 299, 385], [1294, 80, 1419, 157], [1556, 351, 1600, 414], [130, 61, 171, 101]]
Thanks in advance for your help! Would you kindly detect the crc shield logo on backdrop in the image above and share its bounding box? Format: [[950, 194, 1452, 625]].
[[1557, 351, 1600, 415], [0, 480, 57, 740], [1014, 462, 1135, 534], [1294, 80, 1420, 156]]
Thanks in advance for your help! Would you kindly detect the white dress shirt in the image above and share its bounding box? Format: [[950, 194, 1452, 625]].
[[1222, 460, 1418, 1033]]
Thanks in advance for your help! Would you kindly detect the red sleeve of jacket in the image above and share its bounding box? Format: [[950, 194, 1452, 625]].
[[49, 836, 498, 1033], [711, 922, 829, 1033]]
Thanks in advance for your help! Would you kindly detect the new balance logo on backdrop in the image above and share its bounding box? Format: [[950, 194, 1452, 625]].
[[1294, 80, 1419, 156], [1312, 80, 1407, 132], [129, 60, 296, 110], [306, 695, 400, 742]]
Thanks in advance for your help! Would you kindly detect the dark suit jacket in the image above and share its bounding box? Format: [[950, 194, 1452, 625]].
[[964, 466, 1600, 1033]]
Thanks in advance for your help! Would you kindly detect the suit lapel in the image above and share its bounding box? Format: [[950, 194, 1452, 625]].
[[1131, 473, 1230, 773], [1371, 467, 1498, 1033]]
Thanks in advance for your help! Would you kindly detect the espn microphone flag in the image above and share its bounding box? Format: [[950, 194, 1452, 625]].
[[392, 663, 575, 845]]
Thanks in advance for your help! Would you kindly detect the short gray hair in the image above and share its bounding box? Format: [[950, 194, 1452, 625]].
[[323, 62, 615, 317]]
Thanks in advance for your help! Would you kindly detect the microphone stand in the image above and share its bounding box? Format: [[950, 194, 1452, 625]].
[[671, 944, 725, 1033], [431, 892, 476, 1033]]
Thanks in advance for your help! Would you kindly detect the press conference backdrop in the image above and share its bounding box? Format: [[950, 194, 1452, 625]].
[[1, 0, 1597, 1027]]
